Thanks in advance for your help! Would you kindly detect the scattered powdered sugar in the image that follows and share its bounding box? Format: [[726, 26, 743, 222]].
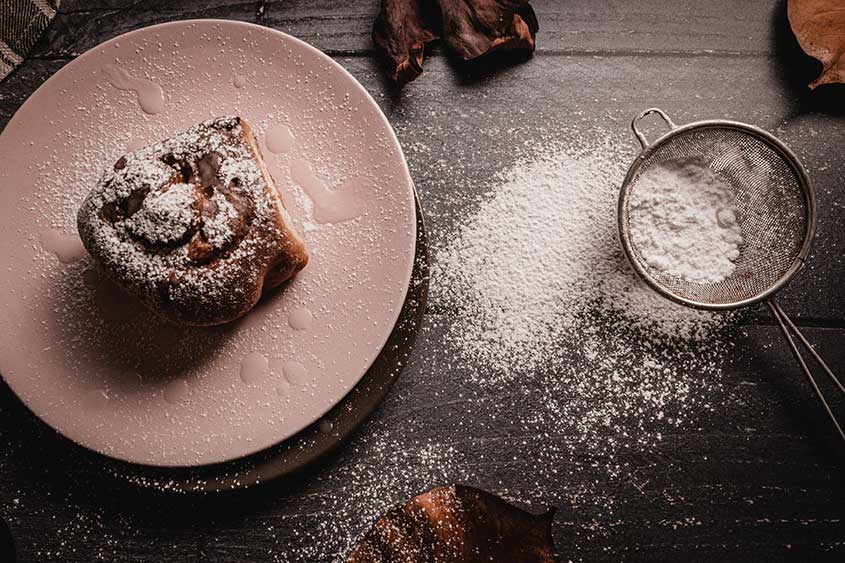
[[5, 124, 738, 561], [412, 136, 735, 553], [433, 139, 731, 377], [228, 134, 738, 561], [269, 435, 470, 562], [629, 157, 743, 284]]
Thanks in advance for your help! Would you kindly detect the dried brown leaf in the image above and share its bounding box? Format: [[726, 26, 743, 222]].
[[438, 0, 539, 61], [346, 485, 558, 563], [372, 0, 538, 86], [372, 0, 440, 85], [788, 0, 845, 88]]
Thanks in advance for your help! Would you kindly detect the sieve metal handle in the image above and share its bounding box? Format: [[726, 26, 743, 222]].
[[768, 300, 845, 444], [631, 108, 677, 149]]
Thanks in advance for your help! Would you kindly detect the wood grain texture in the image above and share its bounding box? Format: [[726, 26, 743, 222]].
[[1, 1, 844, 562], [36, 0, 779, 58], [1, 322, 843, 561]]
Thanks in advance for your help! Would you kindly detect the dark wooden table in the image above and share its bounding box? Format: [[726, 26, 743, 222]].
[[1, 1, 843, 561]]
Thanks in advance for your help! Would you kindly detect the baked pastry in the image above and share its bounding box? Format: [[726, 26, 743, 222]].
[[77, 116, 308, 326]]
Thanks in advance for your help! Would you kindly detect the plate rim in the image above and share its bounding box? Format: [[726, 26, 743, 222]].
[[0, 18, 417, 467], [0, 187, 428, 491]]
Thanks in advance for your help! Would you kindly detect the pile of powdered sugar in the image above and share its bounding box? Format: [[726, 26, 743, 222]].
[[628, 157, 743, 284], [432, 139, 731, 377]]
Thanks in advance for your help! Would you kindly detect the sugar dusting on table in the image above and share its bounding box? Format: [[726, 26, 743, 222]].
[[5, 54, 738, 560], [433, 139, 731, 375], [97, 135, 730, 560]]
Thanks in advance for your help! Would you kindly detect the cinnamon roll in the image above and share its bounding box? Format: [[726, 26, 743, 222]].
[[77, 116, 308, 326]]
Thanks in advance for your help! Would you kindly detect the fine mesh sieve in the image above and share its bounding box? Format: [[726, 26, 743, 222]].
[[619, 109, 814, 308], [618, 108, 843, 443]]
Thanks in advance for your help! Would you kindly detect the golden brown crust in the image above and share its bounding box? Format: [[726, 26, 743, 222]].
[[240, 120, 309, 290]]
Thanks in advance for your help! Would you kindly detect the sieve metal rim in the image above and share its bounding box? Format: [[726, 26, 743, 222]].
[[617, 108, 817, 311]]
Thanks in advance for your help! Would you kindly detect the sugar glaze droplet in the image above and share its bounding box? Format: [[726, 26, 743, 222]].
[[102, 64, 165, 115], [40, 230, 86, 263], [164, 379, 189, 404], [265, 124, 295, 154], [283, 361, 307, 386], [240, 352, 269, 384], [288, 307, 313, 331], [290, 158, 363, 224]]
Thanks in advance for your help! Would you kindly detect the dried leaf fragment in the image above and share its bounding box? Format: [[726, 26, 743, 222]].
[[439, 0, 539, 60], [347, 485, 558, 563], [372, 0, 539, 86], [373, 0, 440, 85], [788, 0, 845, 88]]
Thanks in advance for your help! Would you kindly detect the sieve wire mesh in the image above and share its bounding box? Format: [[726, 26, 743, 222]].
[[619, 125, 813, 308]]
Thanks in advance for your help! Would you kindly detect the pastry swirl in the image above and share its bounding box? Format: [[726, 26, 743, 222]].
[[78, 116, 308, 325]]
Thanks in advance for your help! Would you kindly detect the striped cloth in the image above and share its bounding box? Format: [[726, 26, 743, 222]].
[[0, 0, 60, 80]]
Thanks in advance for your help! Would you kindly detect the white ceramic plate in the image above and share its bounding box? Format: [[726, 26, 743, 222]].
[[0, 20, 416, 467]]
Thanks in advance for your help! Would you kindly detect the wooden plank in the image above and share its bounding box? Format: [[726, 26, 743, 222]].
[[39, 0, 781, 59], [324, 55, 845, 322], [36, 1, 380, 58], [0, 60, 68, 125]]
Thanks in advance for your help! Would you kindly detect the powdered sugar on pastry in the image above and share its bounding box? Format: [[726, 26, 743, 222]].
[[201, 190, 240, 248], [77, 116, 309, 325], [124, 182, 198, 245]]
